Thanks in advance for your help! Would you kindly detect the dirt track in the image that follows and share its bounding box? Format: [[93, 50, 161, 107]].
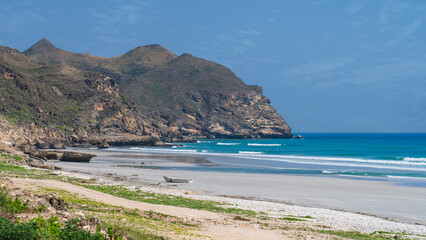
[[12, 178, 287, 240]]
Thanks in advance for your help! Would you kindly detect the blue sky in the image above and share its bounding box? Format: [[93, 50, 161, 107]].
[[1, 0, 425, 132]]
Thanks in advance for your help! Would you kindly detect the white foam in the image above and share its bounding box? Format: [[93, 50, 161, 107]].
[[322, 170, 335, 174], [238, 155, 426, 172], [247, 143, 282, 146], [404, 157, 426, 162], [201, 150, 208, 153], [129, 147, 141, 150], [249, 154, 426, 166], [238, 151, 263, 155], [217, 143, 241, 145], [387, 175, 426, 181], [104, 147, 426, 172]]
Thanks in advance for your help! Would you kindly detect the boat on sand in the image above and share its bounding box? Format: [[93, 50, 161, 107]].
[[163, 176, 193, 183]]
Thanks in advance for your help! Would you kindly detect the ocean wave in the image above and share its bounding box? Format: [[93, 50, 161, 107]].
[[247, 143, 282, 146], [377, 156, 404, 160], [403, 157, 426, 162], [252, 155, 426, 166], [236, 155, 426, 171], [217, 143, 241, 146], [322, 170, 335, 174], [238, 151, 263, 155], [201, 150, 208, 153], [197, 140, 213, 143], [387, 175, 426, 181], [129, 147, 141, 150]]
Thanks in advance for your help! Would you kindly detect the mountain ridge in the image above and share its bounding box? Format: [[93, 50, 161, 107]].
[[0, 38, 293, 148]]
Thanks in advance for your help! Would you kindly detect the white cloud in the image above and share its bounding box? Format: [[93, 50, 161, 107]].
[[217, 35, 231, 41], [284, 57, 354, 77], [240, 39, 256, 48], [346, 57, 426, 88], [270, 9, 283, 14], [237, 30, 262, 36], [89, 0, 155, 32]]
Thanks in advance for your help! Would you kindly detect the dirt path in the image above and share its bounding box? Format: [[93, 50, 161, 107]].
[[11, 178, 286, 240]]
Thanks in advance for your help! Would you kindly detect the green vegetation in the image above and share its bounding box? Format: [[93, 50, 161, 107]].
[[39, 187, 199, 239], [0, 161, 52, 179], [0, 216, 105, 240], [281, 215, 314, 221], [0, 159, 255, 218], [0, 154, 22, 161], [281, 217, 306, 221], [0, 46, 133, 131], [80, 184, 256, 216], [314, 229, 409, 240], [0, 188, 28, 214]]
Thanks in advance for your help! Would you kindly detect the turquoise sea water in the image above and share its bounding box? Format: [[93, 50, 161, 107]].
[[113, 133, 426, 186]]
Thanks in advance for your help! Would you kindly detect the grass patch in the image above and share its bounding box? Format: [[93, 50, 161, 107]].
[[0, 154, 22, 161], [0, 187, 29, 214], [281, 217, 306, 221], [0, 160, 55, 179], [80, 184, 256, 216], [315, 229, 409, 240]]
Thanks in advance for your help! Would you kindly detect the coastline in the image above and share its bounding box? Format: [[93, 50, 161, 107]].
[[47, 148, 426, 233]]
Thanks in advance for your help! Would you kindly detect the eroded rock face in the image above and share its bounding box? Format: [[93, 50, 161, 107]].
[[157, 88, 292, 139]]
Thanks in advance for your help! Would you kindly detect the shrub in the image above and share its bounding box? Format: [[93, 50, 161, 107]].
[[0, 187, 29, 214], [0, 216, 106, 240]]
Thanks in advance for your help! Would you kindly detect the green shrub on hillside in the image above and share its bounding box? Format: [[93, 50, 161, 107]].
[[0, 188, 29, 213], [0, 216, 105, 240]]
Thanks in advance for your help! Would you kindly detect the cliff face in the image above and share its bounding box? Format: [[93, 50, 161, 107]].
[[119, 53, 292, 139], [7, 38, 293, 144]]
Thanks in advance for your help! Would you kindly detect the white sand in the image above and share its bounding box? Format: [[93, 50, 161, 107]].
[[48, 149, 426, 235]]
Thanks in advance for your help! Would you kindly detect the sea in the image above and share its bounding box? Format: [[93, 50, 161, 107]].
[[109, 133, 426, 187]]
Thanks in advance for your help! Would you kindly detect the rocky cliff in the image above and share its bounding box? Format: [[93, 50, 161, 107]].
[[23, 39, 292, 140], [0, 39, 292, 148]]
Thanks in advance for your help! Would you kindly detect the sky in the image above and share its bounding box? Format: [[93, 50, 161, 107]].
[[1, 0, 425, 133]]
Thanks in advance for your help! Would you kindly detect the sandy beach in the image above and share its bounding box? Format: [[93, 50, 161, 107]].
[[44, 148, 426, 236]]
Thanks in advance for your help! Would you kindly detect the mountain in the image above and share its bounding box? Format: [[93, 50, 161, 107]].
[[120, 53, 292, 138], [23, 38, 105, 70], [17, 38, 293, 142], [0, 46, 161, 148]]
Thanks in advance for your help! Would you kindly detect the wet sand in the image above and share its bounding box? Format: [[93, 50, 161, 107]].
[[50, 148, 426, 225]]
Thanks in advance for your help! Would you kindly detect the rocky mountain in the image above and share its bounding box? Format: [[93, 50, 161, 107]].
[[0, 39, 292, 148], [23, 38, 293, 140], [0, 46, 162, 148]]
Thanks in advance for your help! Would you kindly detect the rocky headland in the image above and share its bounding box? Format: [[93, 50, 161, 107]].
[[0, 38, 292, 150]]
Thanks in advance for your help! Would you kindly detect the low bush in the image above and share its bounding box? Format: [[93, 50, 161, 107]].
[[0, 187, 29, 214], [0, 216, 106, 240]]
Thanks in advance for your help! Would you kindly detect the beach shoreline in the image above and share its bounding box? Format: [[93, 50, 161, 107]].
[[44, 148, 426, 234]]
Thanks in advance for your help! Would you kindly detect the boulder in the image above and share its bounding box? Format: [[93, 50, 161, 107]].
[[60, 152, 96, 162], [51, 141, 65, 149], [98, 140, 109, 149], [39, 194, 66, 210], [35, 140, 50, 149]]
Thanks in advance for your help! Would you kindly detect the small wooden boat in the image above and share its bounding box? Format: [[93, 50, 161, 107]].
[[163, 176, 193, 183]]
